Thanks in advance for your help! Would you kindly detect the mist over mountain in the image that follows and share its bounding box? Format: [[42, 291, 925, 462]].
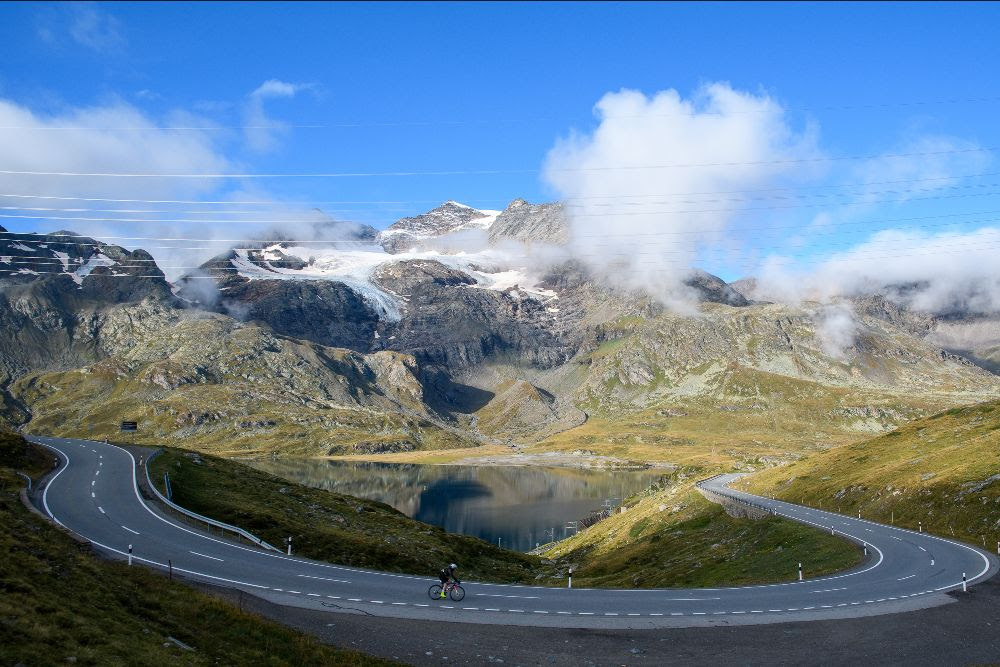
[[2, 198, 999, 456]]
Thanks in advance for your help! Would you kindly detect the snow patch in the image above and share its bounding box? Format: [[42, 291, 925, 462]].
[[73, 253, 115, 285], [53, 251, 71, 271], [11, 242, 35, 252]]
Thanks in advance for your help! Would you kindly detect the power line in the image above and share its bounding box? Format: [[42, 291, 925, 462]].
[[4, 210, 1000, 252], [2, 170, 999, 208], [7, 179, 1000, 217], [0, 146, 994, 179], [5, 188, 1000, 226], [6, 242, 998, 281], [3, 94, 1000, 132], [6, 235, 1000, 272]]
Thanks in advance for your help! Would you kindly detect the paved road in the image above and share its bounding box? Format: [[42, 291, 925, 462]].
[[29, 436, 998, 629]]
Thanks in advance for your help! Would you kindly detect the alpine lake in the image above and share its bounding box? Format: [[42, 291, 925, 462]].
[[248, 459, 667, 552]]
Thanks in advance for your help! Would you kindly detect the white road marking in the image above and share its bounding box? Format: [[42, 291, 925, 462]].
[[287, 590, 301, 594], [98, 506, 105, 514], [897, 574, 916, 581], [475, 593, 540, 599], [347, 598, 362, 602], [91, 492, 95, 498], [918, 546, 927, 552], [121, 525, 139, 535], [297, 574, 351, 584], [892, 536, 903, 541], [189, 551, 224, 562], [811, 587, 847, 593], [91, 481, 95, 486], [533, 610, 549, 614], [667, 597, 721, 601]]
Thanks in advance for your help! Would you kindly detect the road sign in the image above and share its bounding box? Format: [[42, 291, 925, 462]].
[[120, 421, 138, 432]]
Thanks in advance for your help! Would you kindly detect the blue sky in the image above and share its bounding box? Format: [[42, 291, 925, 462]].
[[2, 1, 1000, 288]]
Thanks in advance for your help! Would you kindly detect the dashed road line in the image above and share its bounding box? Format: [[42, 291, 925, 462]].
[[121, 525, 139, 535], [297, 574, 351, 584], [190, 551, 224, 562], [898, 574, 916, 581]]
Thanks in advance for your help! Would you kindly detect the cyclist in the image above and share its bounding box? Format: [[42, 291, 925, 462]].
[[438, 563, 459, 598]]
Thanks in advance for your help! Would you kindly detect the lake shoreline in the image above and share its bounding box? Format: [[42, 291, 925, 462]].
[[318, 447, 678, 471]]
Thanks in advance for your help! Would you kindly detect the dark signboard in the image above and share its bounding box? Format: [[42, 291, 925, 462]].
[[120, 421, 138, 432]]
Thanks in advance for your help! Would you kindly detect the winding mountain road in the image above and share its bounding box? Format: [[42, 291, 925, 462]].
[[29, 436, 998, 629]]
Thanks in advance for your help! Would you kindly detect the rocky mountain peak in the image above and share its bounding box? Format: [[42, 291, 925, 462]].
[[488, 199, 569, 246], [377, 201, 501, 253]]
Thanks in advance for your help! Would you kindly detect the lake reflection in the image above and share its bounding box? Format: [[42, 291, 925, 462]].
[[248, 459, 665, 551]]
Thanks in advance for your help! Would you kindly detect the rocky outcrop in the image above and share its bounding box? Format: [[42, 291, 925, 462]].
[[373, 260, 572, 369], [377, 201, 499, 253], [488, 199, 570, 246]]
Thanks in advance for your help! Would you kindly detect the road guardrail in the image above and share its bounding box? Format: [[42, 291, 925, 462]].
[[143, 449, 280, 552]]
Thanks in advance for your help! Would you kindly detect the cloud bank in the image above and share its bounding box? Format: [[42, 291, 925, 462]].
[[543, 83, 820, 306], [755, 227, 1000, 316]]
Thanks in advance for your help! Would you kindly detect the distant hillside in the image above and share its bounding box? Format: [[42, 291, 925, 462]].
[[745, 400, 1000, 546]]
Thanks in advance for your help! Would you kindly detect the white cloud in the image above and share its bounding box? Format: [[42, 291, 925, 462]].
[[38, 3, 125, 53], [0, 98, 230, 202], [815, 303, 858, 360], [244, 79, 313, 152], [849, 134, 990, 205], [755, 227, 1000, 316], [543, 82, 821, 307], [251, 80, 307, 99]]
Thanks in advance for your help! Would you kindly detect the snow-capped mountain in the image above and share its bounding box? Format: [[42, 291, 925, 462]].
[[377, 201, 501, 253], [0, 225, 171, 300]]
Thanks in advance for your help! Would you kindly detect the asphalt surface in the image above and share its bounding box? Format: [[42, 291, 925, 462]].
[[29, 436, 999, 631]]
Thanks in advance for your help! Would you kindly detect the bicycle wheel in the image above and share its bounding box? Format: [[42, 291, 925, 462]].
[[449, 585, 465, 602], [428, 584, 443, 600]]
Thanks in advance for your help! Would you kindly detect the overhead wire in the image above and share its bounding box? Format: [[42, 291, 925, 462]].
[[0, 145, 995, 179], [3, 93, 1000, 131]]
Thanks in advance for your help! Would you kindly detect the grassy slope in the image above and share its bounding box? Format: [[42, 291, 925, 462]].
[[528, 364, 955, 469], [0, 433, 392, 667], [544, 472, 862, 588], [148, 448, 551, 584], [19, 365, 474, 459], [745, 399, 1000, 547]]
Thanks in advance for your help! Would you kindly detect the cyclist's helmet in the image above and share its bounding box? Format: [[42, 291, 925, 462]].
[[450, 563, 457, 569]]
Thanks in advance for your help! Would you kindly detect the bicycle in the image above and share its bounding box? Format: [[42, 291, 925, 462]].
[[428, 581, 466, 601]]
